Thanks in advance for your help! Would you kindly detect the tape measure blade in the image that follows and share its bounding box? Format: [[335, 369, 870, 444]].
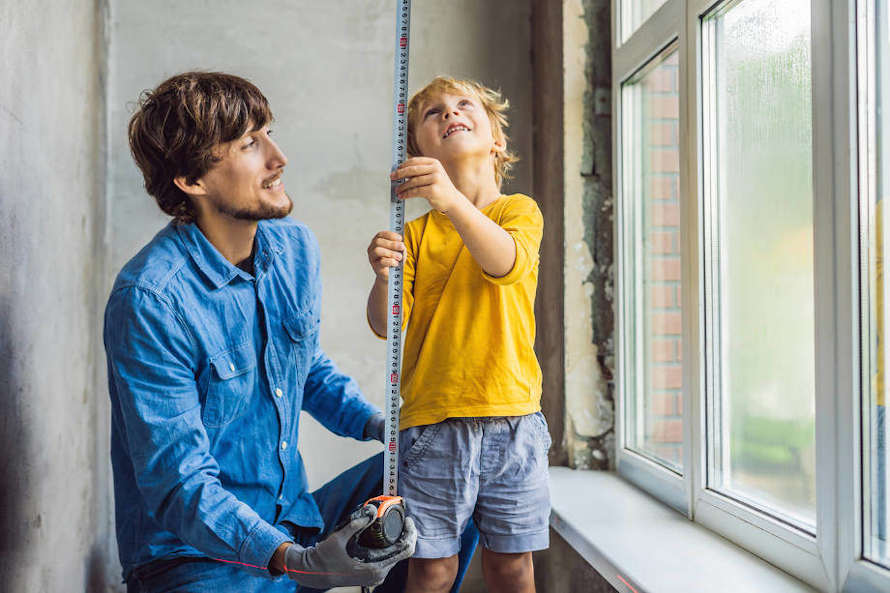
[[384, 0, 410, 499]]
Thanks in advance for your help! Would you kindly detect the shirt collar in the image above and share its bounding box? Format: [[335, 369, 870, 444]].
[[176, 221, 286, 289]]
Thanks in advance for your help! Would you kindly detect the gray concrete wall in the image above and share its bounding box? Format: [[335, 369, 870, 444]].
[[0, 0, 113, 591], [0, 1, 535, 590], [107, 0, 533, 494]]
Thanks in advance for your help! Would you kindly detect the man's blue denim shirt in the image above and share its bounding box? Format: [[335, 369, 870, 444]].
[[104, 218, 378, 580]]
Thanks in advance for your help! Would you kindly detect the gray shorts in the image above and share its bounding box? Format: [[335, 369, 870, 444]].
[[397, 412, 552, 558]]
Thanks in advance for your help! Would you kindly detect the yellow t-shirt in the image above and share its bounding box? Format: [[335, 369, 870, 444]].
[[378, 193, 544, 430]]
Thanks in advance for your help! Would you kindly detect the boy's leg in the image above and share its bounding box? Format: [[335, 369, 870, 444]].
[[405, 556, 460, 593], [398, 421, 486, 592], [305, 452, 478, 593], [481, 550, 535, 593], [474, 413, 552, 593]]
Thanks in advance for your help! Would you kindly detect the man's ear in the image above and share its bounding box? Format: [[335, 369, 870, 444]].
[[173, 175, 207, 198]]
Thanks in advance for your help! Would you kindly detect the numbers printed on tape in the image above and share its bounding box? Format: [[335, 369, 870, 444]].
[[382, 0, 411, 499]]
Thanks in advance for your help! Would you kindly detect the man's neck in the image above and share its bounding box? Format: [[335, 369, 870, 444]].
[[442, 157, 502, 209], [195, 212, 259, 266]]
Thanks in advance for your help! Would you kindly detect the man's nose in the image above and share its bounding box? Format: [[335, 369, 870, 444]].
[[268, 139, 288, 168]]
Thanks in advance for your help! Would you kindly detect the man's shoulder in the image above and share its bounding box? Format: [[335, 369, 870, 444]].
[[112, 223, 187, 296], [260, 217, 317, 253]]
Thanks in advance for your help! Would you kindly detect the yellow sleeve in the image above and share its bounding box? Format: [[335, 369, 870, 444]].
[[482, 196, 544, 286]]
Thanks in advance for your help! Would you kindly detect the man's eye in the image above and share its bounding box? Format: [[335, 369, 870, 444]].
[[242, 139, 257, 149]]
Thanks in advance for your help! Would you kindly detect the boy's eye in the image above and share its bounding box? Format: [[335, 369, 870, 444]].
[[424, 108, 440, 118], [242, 138, 257, 149]]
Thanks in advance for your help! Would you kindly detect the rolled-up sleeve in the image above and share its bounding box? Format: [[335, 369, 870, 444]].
[[482, 197, 544, 286], [105, 287, 288, 573]]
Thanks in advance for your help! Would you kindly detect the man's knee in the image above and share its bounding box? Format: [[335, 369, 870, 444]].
[[409, 556, 459, 591]]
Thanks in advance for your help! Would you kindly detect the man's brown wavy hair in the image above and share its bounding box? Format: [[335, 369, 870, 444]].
[[128, 72, 273, 224], [407, 76, 519, 188]]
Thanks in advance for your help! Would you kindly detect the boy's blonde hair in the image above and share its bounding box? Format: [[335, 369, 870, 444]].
[[407, 76, 519, 188]]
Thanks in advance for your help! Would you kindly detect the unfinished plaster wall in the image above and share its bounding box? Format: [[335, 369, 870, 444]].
[[563, 0, 615, 469], [107, 0, 533, 491], [0, 0, 114, 591]]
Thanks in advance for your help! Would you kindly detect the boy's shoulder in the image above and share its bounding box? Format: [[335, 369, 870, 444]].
[[496, 193, 539, 214], [488, 194, 543, 228]]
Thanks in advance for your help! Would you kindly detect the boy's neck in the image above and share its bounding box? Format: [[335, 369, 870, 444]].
[[442, 157, 502, 209]]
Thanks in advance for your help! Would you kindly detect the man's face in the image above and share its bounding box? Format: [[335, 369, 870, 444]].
[[196, 124, 292, 221], [413, 91, 501, 165]]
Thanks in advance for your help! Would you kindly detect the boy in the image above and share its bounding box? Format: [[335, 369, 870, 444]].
[[366, 76, 550, 593]]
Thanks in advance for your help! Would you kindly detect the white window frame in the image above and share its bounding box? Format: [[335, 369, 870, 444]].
[[614, 0, 691, 517], [612, 0, 890, 590]]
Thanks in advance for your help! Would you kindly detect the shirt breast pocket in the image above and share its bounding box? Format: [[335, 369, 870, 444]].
[[204, 342, 256, 427], [283, 314, 320, 383]]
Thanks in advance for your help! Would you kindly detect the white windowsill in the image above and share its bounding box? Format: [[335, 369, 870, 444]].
[[549, 467, 816, 593]]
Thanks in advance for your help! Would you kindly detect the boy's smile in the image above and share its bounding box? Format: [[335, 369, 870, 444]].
[[414, 92, 502, 165]]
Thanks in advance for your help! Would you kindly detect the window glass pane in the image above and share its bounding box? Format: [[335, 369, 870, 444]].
[[703, 0, 815, 527], [622, 0, 670, 41], [622, 48, 683, 472], [866, 0, 890, 567]]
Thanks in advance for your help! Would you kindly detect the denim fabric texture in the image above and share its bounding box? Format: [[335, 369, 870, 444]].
[[398, 412, 552, 558], [125, 453, 480, 593], [105, 219, 380, 581]]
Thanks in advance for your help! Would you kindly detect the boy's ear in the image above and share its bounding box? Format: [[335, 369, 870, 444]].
[[492, 137, 507, 154], [173, 175, 208, 198]]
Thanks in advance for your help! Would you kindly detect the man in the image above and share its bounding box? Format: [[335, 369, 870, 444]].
[[104, 72, 477, 592]]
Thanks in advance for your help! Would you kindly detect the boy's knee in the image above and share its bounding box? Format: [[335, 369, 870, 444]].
[[482, 550, 534, 586], [409, 556, 459, 591]]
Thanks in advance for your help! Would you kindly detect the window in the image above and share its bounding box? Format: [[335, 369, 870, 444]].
[[621, 0, 671, 41], [620, 46, 684, 473], [862, 0, 890, 570], [701, 0, 816, 530], [612, 0, 890, 590]]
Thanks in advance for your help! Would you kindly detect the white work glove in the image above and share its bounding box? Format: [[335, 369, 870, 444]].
[[283, 505, 416, 588]]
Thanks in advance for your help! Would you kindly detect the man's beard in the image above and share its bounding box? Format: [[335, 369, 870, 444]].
[[216, 192, 294, 221]]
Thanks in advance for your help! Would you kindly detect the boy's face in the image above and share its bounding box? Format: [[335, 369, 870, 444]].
[[191, 124, 292, 221], [413, 91, 503, 166]]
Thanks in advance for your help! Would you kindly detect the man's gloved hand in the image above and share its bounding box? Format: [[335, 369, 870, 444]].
[[282, 504, 416, 588]]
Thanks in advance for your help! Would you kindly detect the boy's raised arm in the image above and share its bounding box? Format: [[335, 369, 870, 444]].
[[444, 196, 516, 278], [393, 157, 516, 278]]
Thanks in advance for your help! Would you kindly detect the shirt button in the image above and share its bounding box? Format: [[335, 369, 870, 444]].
[[228, 362, 235, 372], [275, 388, 283, 398], [281, 441, 287, 450]]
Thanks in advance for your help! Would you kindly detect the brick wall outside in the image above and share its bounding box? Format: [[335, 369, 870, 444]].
[[641, 51, 683, 467]]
